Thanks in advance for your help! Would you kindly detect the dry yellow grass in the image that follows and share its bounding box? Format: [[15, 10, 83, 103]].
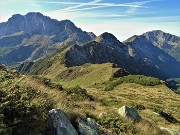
[[14, 65, 180, 133]]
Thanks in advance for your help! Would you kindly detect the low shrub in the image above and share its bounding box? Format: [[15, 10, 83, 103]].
[[65, 86, 94, 101], [100, 98, 120, 106], [104, 75, 161, 91], [133, 104, 146, 110], [43, 78, 63, 90], [98, 112, 137, 134], [0, 85, 55, 135]]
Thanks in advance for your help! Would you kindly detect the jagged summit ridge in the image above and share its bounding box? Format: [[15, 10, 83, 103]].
[[99, 32, 118, 40], [94, 32, 125, 49], [124, 30, 180, 62], [0, 12, 96, 41], [0, 12, 96, 65]]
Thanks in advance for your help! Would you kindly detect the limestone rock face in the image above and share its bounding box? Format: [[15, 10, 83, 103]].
[[48, 108, 78, 135], [0, 12, 96, 66], [78, 118, 99, 135], [117, 106, 141, 121]]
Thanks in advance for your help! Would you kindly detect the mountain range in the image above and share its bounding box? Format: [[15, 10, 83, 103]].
[[0, 12, 95, 65], [0, 12, 180, 79], [1, 12, 180, 135]]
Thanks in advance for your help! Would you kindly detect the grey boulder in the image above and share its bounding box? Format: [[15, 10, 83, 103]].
[[117, 105, 141, 121], [48, 108, 78, 135]]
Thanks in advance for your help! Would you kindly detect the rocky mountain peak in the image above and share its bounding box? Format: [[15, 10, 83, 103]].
[[26, 12, 44, 17], [0, 12, 95, 42], [9, 14, 23, 20], [142, 30, 180, 42], [94, 32, 124, 48], [100, 32, 118, 40], [0, 12, 96, 65]]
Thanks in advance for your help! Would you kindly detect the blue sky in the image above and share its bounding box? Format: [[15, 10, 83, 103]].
[[0, 0, 179, 40]]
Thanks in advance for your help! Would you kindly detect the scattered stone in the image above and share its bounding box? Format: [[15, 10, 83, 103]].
[[100, 127, 113, 135], [113, 108, 118, 111], [78, 118, 99, 135], [117, 105, 141, 121], [153, 112, 159, 115], [160, 127, 180, 135], [48, 108, 78, 135], [99, 112, 107, 118]]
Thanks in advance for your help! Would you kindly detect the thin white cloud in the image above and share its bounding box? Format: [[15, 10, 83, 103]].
[[36, 0, 151, 9], [35, 1, 82, 5], [126, 0, 154, 13], [44, 0, 157, 22], [62, 5, 109, 12], [62, 0, 102, 11], [43, 0, 152, 17]]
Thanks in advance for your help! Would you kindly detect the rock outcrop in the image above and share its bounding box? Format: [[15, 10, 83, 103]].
[[78, 118, 99, 135], [160, 127, 180, 135], [0, 12, 96, 66], [64, 31, 180, 79], [117, 106, 141, 121], [48, 108, 78, 135]]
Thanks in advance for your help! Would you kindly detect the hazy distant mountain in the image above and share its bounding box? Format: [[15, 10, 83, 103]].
[[0, 12, 96, 65], [1, 12, 179, 79], [124, 30, 180, 78], [18, 31, 180, 79], [64, 32, 180, 79], [125, 30, 180, 62]]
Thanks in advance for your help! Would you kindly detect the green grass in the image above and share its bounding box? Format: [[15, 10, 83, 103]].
[[1, 64, 180, 135], [54, 63, 121, 88], [104, 75, 161, 91], [0, 70, 54, 135]]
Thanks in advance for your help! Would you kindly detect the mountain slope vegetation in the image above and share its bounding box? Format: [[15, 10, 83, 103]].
[[19, 31, 180, 79], [0, 64, 180, 135], [0, 12, 96, 66], [0, 12, 180, 135]]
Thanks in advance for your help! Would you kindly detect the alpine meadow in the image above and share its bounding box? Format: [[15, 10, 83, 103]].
[[0, 0, 180, 135]]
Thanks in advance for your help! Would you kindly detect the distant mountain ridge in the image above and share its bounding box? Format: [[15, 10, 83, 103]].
[[0, 12, 96, 65], [18, 30, 180, 79], [0, 12, 95, 41], [0, 12, 180, 79], [64, 32, 180, 79], [125, 30, 180, 62], [124, 30, 180, 79]]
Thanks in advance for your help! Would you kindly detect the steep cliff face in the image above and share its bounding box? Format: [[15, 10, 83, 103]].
[[18, 31, 180, 79], [64, 43, 167, 79], [0, 12, 96, 42], [124, 30, 180, 78], [125, 30, 180, 62], [0, 12, 96, 66]]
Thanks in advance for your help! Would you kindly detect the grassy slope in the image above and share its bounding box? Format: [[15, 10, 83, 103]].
[[20, 63, 180, 131], [72, 80, 179, 130], [1, 63, 180, 134], [52, 63, 120, 88]]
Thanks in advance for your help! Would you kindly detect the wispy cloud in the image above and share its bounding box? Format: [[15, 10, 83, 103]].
[[126, 0, 155, 13], [42, 0, 155, 21], [38, 0, 152, 12], [61, 0, 102, 11], [44, 0, 157, 22], [35, 0, 145, 7]]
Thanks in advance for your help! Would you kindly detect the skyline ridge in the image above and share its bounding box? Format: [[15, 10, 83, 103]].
[[0, 0, 179, 40], [0, 12, 179, 42]]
